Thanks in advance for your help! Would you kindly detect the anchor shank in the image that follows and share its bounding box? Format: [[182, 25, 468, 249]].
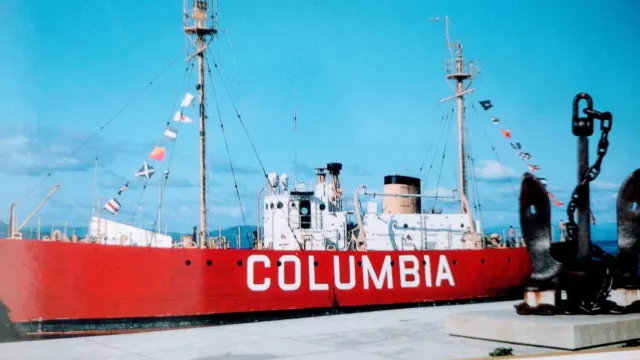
[[576, 136, 592, 263]]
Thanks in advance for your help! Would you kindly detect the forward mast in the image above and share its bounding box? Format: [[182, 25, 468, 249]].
[[183, 0, 218, 245]]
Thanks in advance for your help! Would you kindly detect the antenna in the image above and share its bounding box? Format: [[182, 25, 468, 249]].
[[92, 157, 98, 217], [438, 16, 476, 227], [293, 77, 298, 184], [157, 170, 170, 236], [183, 0, 218, 245]]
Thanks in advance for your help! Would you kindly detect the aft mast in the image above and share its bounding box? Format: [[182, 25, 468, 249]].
[[439, 16, 476, 232], [183, 0, 218, 245]]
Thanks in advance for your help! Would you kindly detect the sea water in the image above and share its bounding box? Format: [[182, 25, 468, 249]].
[[593, 240, 617, 255]]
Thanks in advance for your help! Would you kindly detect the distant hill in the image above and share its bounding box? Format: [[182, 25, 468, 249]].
[[5, 219, 616, 248], [7, 222, 261, 249]]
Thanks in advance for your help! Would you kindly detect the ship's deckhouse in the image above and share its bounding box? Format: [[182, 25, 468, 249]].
[[262, 164, 484, 252], [262, 164, 348, 251], [357, 175, 483, 251]]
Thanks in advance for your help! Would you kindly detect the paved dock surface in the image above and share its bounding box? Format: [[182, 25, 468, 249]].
[[0, 301, 636, 359]]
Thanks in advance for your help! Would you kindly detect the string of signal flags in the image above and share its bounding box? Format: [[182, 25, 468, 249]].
[[477, 99, 564, 208], [100, 95, 566, 216], [103, 93, 196, 216]]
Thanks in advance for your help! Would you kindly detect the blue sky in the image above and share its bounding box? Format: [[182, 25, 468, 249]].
[[0, 0, 638, 235]]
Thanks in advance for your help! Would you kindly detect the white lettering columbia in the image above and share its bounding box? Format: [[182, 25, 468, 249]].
[[246, 254, 454, 292]]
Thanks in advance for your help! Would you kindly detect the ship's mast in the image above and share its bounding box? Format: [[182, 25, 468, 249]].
[[183, 0, 218, 245], [440, 16, 475, 217]]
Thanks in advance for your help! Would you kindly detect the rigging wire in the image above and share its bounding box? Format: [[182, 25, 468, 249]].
[[217, 32, 243, 106], [424, 106, 454, 188], [131, 58, 193, 222], [205, 56, 251, 246], [205, 48, 303, 249], [421, 106, 455, 191], [417, 105, 450, 176], [206, 48, 269, 180], [15, 56, 181, 205], [431, 112, 455, 211], [464, 101, 484, 225]]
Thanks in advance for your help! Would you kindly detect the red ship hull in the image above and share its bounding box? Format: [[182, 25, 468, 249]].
[[0, 239, 531, 338]]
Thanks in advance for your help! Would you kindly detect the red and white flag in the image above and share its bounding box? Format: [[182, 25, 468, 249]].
[[173, 111, 193, 123], [104, 198, 121, 215]]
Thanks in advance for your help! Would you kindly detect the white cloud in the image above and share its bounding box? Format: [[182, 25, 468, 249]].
[[475, 160, 518, 181], [592, 180, 619, 191], [612, 192, 618, 199], [423, 187, 456, 198], [0, 134, 88, 175], [0, 126, 141, 176]]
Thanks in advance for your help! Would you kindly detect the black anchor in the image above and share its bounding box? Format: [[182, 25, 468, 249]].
[[515, 93, 640, 315]]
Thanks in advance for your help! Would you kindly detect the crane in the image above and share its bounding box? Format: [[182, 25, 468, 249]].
[[9, 184, 61, 239]]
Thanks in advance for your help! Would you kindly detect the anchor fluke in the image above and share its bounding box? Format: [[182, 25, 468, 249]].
[[616, 169, 640, 284], [519, 172, 562, 282]]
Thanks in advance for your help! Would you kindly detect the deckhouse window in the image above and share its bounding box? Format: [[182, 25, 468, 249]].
[[299, 199, 311, 229]]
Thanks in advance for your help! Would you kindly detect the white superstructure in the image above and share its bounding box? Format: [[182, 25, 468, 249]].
[[260, 164, 484, 251], [262, 164, 349, 250], [88, 216, 173, 248]]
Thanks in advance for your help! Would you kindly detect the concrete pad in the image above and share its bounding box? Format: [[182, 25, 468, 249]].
[[446, 309, 640, 350], [0, 301, 574, 360], [469, 348, 640, 360]]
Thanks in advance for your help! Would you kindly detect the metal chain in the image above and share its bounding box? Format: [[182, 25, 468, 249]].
[[564, 105, 613, 243]]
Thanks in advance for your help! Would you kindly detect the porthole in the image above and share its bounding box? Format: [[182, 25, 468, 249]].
[[291, 202, 296, 208], [301, 207, 309, 215], [270, 203, 274, 209], [277, 201, 283, 209], [460, 223, 464, 228], [319, 204, 326, 211], [265, 204, 268, 210]]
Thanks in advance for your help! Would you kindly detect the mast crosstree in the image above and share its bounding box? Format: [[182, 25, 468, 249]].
[[183, 0, 218, 245]]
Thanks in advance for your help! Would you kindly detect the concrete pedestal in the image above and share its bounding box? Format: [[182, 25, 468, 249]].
[[446, 309, 640, 350]]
